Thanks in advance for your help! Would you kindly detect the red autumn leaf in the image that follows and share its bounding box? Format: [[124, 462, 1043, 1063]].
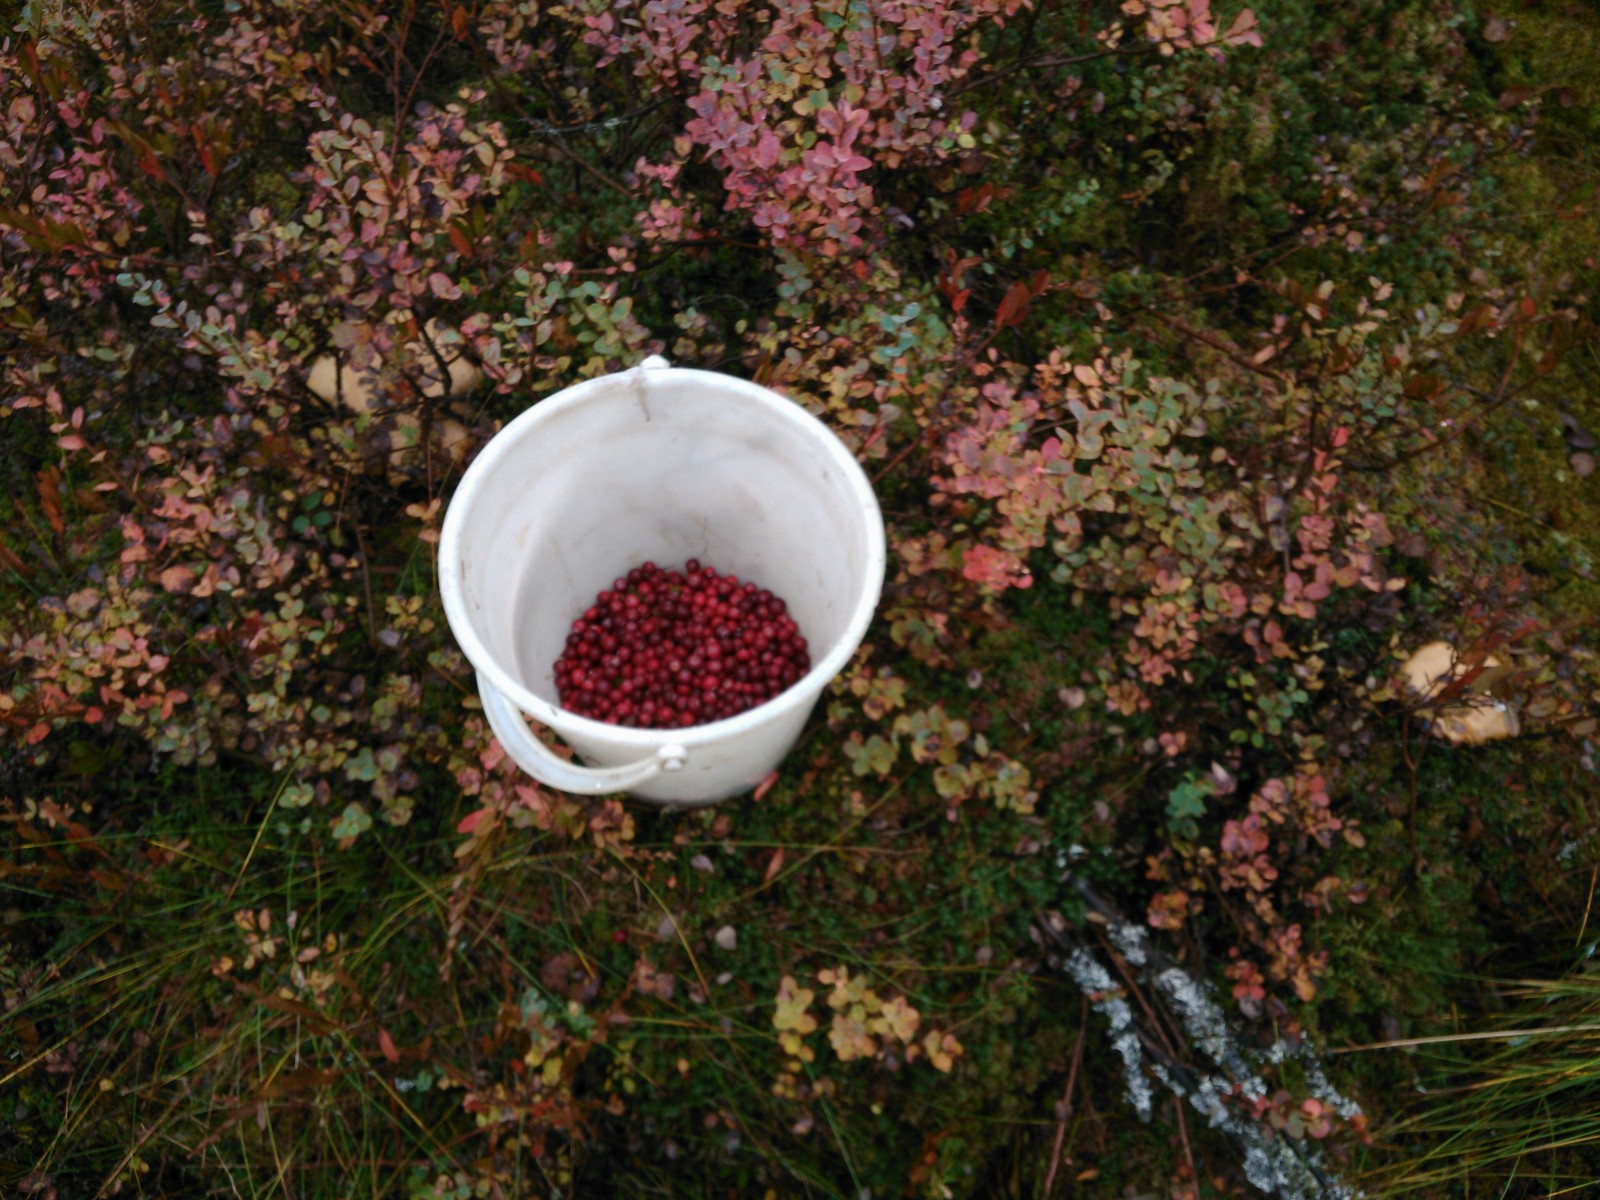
[[764, 847, 785, 883], [937, 268, 972, 315], [1224, 8, 1263, 47], [378, 1027, 400, 1063], [937, 252, 981, 317], [955, 183, 996, 215], [752, 129, 782, 171], [456, 807, 490, 834], [995, 280, 1031, 331], [753, 771, 779, 802], [963, 543, 1032, 590]]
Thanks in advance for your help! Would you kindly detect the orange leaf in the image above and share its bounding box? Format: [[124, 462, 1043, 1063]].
[[378, 1027, 400, 1063], [763, 847, 785, 883], [159, 565, 196, 594], [753, 771, 779, 802], [1455, 303, 1495, 335], [1402, 374, 1443, 400], [36, 467, 64, 534], [0, 539, 29, 576], [258, 1067, 339, 1099]]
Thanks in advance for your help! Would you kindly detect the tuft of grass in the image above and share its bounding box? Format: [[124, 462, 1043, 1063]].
[[1, 791, 476, 1198], [1356, 957, 1600, 1197]]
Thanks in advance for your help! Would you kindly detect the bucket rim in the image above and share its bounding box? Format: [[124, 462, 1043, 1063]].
[[438, 359, 887, 748]]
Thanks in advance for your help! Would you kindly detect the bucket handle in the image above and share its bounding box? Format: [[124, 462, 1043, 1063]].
[[479, 676, 687, 796]]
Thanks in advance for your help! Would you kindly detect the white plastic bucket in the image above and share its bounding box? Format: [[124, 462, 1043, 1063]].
[[438, 356, 886, 806]]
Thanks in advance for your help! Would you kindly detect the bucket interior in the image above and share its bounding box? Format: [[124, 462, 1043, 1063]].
[[448, 368, 879, 718]]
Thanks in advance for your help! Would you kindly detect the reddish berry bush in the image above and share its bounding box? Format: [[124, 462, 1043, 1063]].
[[553, 560, 809, 727]]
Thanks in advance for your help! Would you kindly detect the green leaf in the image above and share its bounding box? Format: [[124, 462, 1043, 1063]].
[[331, 802, 372, 841], [280, 782, 315, 809], [1165, 774, 1213, 839]]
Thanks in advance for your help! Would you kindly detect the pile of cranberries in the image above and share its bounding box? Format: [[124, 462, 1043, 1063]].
[[553, 560, 811, 728]]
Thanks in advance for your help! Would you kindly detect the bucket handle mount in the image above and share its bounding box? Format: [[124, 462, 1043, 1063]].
[[479, 676, 687, 795]]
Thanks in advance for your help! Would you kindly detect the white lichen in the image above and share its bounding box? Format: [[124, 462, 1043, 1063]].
[[1108, 917, 1149, 966], [1064, 947, 1153, 1120], [1058, 907, 1364, 1200]]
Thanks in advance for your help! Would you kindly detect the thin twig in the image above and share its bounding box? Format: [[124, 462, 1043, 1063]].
[[541, 135, 633, 198], [353, 520, 380, 647], [949, 45, 1128, 97], [1042, 1007, 1087, 1197], [1401, 709, 1422, 867], [1145, 310, 1287, 385], [1173, 1094, 1198, 1190], [1576, 865, 1597, 948], [871, 426, 930, 487], [1095, 924, 1183, 1061]]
